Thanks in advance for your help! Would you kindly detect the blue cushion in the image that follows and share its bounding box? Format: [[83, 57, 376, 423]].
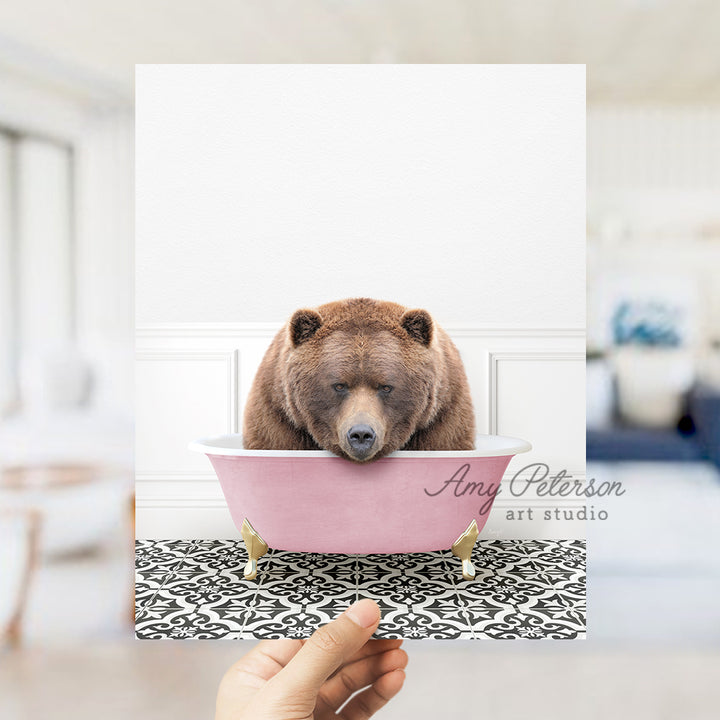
[[688, 384, 720, 466], [587, 427, 704, 462]]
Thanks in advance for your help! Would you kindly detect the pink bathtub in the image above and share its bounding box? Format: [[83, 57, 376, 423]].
[[189, 434, 530, 580]]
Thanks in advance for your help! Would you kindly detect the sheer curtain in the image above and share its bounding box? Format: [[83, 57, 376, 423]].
[[0, 129, 74, 417]]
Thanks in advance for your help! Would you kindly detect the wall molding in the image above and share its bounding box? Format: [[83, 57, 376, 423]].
[[488, 351, 586, 434], [136, 473, 217, 483], [137, 496, 228, 509], [137, 322, 586, 340], [136, 348, 239, 433]]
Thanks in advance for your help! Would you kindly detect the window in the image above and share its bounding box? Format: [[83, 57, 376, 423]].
[[0, 128, 75, 416]]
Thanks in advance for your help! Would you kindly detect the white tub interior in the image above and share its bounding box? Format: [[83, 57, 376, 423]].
[[189, 434, 531, 458]]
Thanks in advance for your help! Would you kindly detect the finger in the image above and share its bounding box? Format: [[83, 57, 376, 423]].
[[226, 639, 303, 684], [339, 669, 406, 720], [249, 638, 399, 681], [252, 639, 305, 669], [319, 648, 408, 711], [267, 599, 381, 697], [329, 638, 404, 675]]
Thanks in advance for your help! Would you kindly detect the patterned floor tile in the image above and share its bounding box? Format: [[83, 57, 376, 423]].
[[182, 605, 247, 639], [134, 570, 169, 610], [403, 612, 474, 640], [182, 542, 245, 573], [135, 594, 198, 639], [134, 540, 194, 573], [355, 588, 410, 619], [358, 576, 449, 608], [241, 605, 310, 639], [257, 573, 334, 606], [135, 539, 586, 640], [458, 573, 553, 607], [517, 592, 587, 629], [311, 556, 359, 583], [307, 591, 361, 625], [160, 569, 259, 608], [371, 607, 422, 639], [410, 590, 475, 637], [459, 596, 520, 638], [357, 553, 408, 575], [405, 552, 456, 580], [137, 606, 244, 640], [475, 610, 585, 640], [472, 540, 536, 573]]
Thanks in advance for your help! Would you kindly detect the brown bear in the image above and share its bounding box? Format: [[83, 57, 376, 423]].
[[242, 298, 475, 462]]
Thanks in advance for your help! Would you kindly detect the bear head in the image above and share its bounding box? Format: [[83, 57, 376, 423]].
[[282, 298, 441, 462]]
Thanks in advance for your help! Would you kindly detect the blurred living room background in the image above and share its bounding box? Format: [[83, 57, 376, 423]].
[[1, 2, 719, 719]]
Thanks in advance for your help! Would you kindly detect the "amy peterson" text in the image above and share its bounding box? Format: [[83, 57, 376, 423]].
[[423, 462, 625, 516]]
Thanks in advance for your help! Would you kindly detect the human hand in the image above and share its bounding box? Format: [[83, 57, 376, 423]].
[[215, 599, 407, 719]]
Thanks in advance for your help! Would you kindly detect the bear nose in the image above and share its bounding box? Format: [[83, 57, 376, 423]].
[[347, 424, 376, 452]]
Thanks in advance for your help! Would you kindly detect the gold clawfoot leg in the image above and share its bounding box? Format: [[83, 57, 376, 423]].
[[451, 519, 479, 581], [241, 518, 268, 581]]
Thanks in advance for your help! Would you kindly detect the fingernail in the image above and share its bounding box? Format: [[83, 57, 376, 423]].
[[345, 599, 380, 628]]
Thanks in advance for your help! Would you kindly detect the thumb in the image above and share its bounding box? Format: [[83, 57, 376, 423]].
[[267, 599, 381, 698]]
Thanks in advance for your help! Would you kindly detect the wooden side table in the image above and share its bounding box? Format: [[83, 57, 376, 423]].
[[0, 509, 41, 648]]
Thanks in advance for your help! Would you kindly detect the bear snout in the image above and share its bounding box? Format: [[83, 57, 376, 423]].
[[338, 408, 385, 462], [346, 424, 376, 456]]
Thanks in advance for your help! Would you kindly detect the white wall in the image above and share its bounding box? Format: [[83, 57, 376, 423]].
[[136, 64, 585, 328], [135, 65, 586, 540]]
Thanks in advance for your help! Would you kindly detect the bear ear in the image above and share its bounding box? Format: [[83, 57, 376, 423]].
[[289, 309, 323, 346], [400, 309, 433, 346]]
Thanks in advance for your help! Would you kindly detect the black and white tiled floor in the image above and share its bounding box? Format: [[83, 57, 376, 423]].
[[135, 540, 585, 640]]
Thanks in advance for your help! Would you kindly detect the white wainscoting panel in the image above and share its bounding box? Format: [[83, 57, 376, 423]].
[[136, 324, 585, 540], [489, 351, 586, 473], [136, 349, 238, 477]]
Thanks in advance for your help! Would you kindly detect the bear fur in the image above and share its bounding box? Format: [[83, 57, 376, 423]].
[[242, 298, 475, 462]]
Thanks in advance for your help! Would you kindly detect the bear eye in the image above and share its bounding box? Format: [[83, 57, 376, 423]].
[[333, 383, 347, 393], [379, 385, 393, 394]]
